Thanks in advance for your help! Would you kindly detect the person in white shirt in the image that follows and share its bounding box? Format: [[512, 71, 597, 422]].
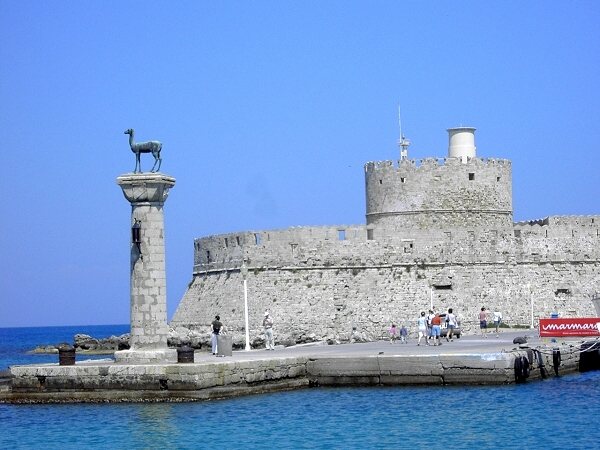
[[492, 310, 503, 335], [263, 311, 275, 350], [417, 311, 429, 346], [446, 308, 458, 342]]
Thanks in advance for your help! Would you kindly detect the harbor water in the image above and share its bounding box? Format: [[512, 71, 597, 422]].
[[1, 325, 599, 449]]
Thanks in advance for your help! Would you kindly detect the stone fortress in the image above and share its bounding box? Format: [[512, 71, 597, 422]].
[[171, 127, 600, 346]]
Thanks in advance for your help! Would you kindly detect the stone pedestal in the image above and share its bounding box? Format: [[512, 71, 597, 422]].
[[114, 173, 177, 364]]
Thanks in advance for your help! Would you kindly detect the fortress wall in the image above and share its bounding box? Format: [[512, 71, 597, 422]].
[[365, 157, 513, 229], [174, 226, 600, 346], [189, 223, 600, 277], [193, 226, 371, 272], [514, 216, 600, 238], [517, 235, 600, 262], [171, 256, 600, 346]]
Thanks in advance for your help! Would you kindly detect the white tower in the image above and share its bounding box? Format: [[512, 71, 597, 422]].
[[447, 127, 476, 163]]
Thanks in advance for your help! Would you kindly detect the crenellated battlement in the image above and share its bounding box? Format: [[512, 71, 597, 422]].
[[365, 156, 511, 173], [514, 215, 600, 239]]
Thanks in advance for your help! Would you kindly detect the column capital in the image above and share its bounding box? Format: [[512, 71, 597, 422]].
[[117, 173, 176, 205]]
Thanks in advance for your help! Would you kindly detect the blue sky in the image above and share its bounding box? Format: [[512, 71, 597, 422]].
[[1, 1, 599, 327]]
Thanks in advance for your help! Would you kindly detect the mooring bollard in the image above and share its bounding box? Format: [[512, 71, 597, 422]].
[[58, 343, 76, 366], [177, 345, 195, 363]]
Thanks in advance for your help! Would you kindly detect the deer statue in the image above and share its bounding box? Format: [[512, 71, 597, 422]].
[[124, 128, 163, 173]]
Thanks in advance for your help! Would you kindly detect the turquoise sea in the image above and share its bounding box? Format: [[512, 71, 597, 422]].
[[1, 325, 599, 449]]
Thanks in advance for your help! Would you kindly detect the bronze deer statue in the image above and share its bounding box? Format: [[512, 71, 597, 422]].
[[124, 128, 162, 173]]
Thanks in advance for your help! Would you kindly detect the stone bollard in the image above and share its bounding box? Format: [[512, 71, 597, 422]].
[[58, 343, 76, 366]]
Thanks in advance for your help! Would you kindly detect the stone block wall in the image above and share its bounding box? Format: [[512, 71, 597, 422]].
[[365, 157, 513, 230], [172, 253, 599, 346]]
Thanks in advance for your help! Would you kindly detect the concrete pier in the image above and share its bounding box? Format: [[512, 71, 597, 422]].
[[1, 331, 592, 403]]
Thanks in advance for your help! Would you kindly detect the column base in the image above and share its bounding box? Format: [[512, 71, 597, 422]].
[[114, 348, 177, 364]]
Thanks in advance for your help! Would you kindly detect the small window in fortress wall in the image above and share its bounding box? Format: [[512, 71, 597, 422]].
[[367, 229, 374, 240], [379, 179, 383, 184], [236, 236, 241, 246], [497, 176, 501, 182], [400, 177, 406, 183], [338, 230, 346, 241], [224, 238, 229, 248], [433, 284, 452, 290], [206, 250, 212, 263], [555, 288, 571, 296], [469, 173, 475, 181], [254, 233, 262, 245]]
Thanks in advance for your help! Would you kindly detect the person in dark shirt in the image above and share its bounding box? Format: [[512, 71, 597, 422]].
[[211, 315, 222, 355]]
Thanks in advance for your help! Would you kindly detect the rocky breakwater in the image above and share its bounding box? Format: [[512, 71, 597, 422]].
[[29, 334, 131, 355], [30, 327, 225, 355]]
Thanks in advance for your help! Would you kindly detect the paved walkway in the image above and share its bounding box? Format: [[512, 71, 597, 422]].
[[192, 330, 543, 364]]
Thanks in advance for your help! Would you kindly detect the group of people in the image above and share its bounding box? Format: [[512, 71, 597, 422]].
[[479, 307, 503, 337], [394, 306, 503, 346], [387, 324, 409, 344], [210, 311, 276, 355], [210, 305, 505, 354], [412, 307, 459, 346]]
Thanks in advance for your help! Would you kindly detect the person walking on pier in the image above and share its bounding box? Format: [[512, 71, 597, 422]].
[[263, 311, 275, 350], [400, 324, 408, 344], [211, 315, 223, 355], [479, 307, 488, 338], [427, 309, 435, 342], [388, 324, 398, 344], [492, 310, 502, 336], [417, 312, 429, 346], [431, 312, 442, 346], [446, 308, 457, 342]]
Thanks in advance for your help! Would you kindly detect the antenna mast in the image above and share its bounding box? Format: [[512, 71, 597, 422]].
[[397, 105, 410, 160]]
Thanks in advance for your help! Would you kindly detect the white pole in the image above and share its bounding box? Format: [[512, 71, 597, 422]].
[[241, 262, 251, 351], [529, 284, 534, 329], [243, 278, 250, 351]]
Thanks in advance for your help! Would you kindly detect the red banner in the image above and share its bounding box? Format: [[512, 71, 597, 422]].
[[539, 317, 600, 337]]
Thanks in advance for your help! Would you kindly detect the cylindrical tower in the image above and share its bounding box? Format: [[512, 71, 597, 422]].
[[114, 172, 177, 364], [365, 127, 513, 234], [448, 127, 476, 162]]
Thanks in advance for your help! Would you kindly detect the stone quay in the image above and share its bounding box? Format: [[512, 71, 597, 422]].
[[1, 331, 593, 404]]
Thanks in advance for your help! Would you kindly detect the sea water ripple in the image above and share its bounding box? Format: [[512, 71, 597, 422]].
[[1, 326, 599, 449]]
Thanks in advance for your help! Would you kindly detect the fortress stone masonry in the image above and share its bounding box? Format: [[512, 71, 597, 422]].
[[171, 127, 600, 347]]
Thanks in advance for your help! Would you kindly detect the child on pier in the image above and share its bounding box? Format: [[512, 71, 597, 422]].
[[388, 324, 398, 344]]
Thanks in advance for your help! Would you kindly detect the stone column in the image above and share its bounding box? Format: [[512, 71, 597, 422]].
[[114, 173, 177, 364]]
